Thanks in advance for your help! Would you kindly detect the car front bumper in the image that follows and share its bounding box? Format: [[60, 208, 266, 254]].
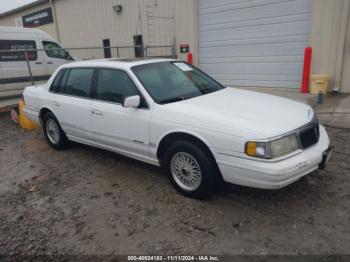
[[216, 125, 331, 189]]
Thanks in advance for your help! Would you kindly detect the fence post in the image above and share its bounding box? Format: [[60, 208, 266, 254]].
[[24, 51, 34, 86], [172, 39, 176, 59]]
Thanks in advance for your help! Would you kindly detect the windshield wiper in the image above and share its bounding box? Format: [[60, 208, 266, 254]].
[[200, 88, 215, 94], [198, 84, 215, 94], [159, 96, 185, 104]]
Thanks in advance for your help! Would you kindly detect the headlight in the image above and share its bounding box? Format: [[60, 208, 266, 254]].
[[245, 134, 299, 159]]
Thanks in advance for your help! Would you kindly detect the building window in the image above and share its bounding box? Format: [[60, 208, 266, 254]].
[[102, 39, 111, 58], [133, 35, 144, 58]]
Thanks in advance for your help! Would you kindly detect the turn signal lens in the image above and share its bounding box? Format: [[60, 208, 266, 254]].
[[246, 142, 256, 156]]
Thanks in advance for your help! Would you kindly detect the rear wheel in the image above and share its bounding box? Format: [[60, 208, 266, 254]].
[[42, 112, 68, 150], [163, 141, 220, 199]]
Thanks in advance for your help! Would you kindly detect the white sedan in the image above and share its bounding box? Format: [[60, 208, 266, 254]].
[[23, 58, 332, 198]]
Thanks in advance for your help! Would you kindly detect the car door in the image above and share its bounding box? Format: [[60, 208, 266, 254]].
[[41, 40, 73, 74], [52, 68, 93, 141], [90, 68, 151, 157]]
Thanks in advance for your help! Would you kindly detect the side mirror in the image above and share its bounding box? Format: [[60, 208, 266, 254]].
[[65, 51, 74, 61], [123, 95, 140, 108]]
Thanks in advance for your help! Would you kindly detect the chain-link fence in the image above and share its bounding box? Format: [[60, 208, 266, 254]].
[[0, 44, 175, 99]]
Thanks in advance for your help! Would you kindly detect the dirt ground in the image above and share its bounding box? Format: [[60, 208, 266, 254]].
[[0, 112, 349, 256]]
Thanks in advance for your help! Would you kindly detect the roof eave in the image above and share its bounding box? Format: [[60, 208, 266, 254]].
[[0, 0, 49, 18]]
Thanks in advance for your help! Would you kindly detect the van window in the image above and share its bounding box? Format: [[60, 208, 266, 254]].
[[64, 68, 94, 98], [0, 40, 37, 61], [42, 41, 72, 60]]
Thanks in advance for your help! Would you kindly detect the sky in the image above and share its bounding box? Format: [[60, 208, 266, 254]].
[[0, 0, 36, 14]]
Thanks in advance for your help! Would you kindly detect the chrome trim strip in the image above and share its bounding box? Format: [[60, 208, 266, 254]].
[[91, 130, 149, 147]]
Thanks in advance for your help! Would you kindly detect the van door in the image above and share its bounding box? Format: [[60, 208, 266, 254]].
[[41, 40, 73, 74], [0, 39, 47, 87]]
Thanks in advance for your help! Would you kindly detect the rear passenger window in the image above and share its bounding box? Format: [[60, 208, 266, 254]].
[[64, 68, 94, 98], [49, 70, 64, 92]]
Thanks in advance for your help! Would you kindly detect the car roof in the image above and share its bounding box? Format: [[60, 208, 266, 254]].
[[61, 58, 177, 70]]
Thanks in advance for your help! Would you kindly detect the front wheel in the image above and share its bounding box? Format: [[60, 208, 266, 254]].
[[163, 141, 220, 199]]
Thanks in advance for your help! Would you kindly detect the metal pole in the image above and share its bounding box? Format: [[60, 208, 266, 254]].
[[24, 51, 34, 86], [301, 47, 312, 93], [172, 37, 176, 59], [116, 47, 119, 58]]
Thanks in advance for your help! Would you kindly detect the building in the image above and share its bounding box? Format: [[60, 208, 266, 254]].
[[0, 0, 349, 93]]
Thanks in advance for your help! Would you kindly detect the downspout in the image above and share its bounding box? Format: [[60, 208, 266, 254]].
[[334, 0, 350, 92], [193, 0, 198, 65], [50, 0, 61, 42]]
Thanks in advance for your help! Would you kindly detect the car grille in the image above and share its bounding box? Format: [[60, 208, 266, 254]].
[[298, 118, 320, 149]]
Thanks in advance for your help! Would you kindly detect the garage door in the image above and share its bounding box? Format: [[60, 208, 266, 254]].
[[198, 0, 312, 88]]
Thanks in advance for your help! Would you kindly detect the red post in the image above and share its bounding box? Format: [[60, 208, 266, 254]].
[[187, 52, 193, 65], [301, 47, 312, 93]]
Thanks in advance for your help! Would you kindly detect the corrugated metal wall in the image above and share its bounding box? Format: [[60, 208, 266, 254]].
[[198, 0, 312, 88], [53, 0, 197, 61]]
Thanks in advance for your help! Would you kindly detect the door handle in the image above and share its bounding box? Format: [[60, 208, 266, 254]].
[[47, 61, 53, 64], [53, 101, 60, 107], [34, 61, 42, 64], [92, 109, 103, 117]]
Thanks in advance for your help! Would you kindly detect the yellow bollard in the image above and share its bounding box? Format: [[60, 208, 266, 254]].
[[18, 99, 39, 130]]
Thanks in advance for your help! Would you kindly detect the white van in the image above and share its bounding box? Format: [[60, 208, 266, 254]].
[[0, 26, 74, 90]]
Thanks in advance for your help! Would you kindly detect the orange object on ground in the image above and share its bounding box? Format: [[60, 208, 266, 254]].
[[18, 99, 38, 130]]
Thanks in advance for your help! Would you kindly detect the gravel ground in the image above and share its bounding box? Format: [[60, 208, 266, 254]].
[[0, 112, 349, 256]]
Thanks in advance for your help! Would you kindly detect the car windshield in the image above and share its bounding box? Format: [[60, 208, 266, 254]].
[[131, 61, 225, 104]]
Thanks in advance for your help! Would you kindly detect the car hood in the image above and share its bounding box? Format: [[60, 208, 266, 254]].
[[154, 88, 314, 138]]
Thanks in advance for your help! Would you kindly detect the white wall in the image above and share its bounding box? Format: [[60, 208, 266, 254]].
[[0, 2, 58, 40], [341, 12, 350, 93], [310, 0, 350, 92], [0, 0, 197, 62], [53, 0, 197, 62]]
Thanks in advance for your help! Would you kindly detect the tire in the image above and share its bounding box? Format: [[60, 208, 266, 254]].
[[163, 140, 220, 199], [42, 112, 68, 150]]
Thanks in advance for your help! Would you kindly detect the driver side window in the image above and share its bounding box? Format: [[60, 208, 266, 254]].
[[42, 41, 72, 60], [95, 68, 140, 104]]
